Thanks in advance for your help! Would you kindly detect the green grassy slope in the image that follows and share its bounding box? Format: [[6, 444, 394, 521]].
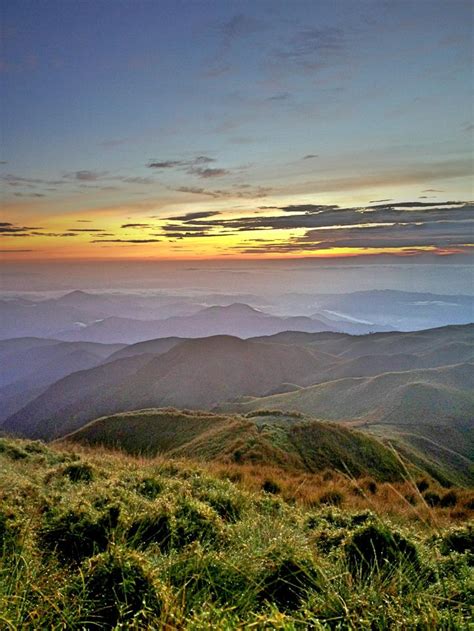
[[253, 323, 474, 358], [223, 364, 474, 440], [4, 336, 325, 439], [0, 437, 472, 629], [66, 408, 411, 482]]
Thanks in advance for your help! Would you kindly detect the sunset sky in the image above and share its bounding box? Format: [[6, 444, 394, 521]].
[[1, 0, 472, 260]]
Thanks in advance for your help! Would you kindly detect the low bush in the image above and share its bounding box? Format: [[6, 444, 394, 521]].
[[262, 479, 281, 495], [258, 554, 321, 610], [198, 487, 245, 522], [0, 438, 472, 629], [174, 497, 223, 549], [440, 490, 457, 508], [134, 476, 163, 499], [440, 525, 473, 556], [424, 491, 441, 507], [126, 502, 174, 552], [0, 439, 28, 461], [167, 547, 251, 610], [39, 502, 120, 563], [319, 490, 344, 507], [70, 547, 165, 628], [62, 462, 95, 483], [345, 523, 420, 578]]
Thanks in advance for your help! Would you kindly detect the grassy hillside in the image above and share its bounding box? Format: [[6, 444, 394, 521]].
[[64, 408, 410, 482], [3, 336, 324, 439], [0, 437, 472, 629], [226, 363, 474, 425], [253, 323, 474, 358], [3, 325, 473, 488], [102, 336, 184, 363], [222, 364, 474, 479]]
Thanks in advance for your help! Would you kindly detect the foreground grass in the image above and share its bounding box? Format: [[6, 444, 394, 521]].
[[0, 437, 473, 629]]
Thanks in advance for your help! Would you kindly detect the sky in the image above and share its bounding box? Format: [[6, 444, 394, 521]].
[[1, 0, 473, 261]]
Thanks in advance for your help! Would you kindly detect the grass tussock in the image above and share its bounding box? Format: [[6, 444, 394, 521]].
[[0, 436, 472, 629]]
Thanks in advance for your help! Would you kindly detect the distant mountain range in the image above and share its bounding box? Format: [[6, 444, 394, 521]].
[[2, 323, 473, 486], [1, 289, 472, 342]]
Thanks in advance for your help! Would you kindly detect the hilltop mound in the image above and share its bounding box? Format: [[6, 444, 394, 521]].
[[66, 407, 409, 482]]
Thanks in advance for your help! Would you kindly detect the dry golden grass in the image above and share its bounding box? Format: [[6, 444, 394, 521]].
[[57, 441, 474, 528]]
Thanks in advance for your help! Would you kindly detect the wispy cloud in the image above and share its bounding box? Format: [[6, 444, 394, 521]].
[[67, 228, 104, 232], [269, 26, 345, 76], [148, 155, 229, 179], [148, 160, 183, 169], [91, 238, 161, 243], [63, 170, 108, 182], [0, 222, 42, 235], [188, 167, 229, 179], [167, 211, 221, 222], [173, 184, 272, 199], [121, 223, 153, 228]]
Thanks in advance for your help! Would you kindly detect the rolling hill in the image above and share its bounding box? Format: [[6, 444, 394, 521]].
[[63, 407, 407, 482], [3, 324, 473, 485], [221, 363, 474, 485], [0, 337, 124, 421], [2, 336, 325, 440]]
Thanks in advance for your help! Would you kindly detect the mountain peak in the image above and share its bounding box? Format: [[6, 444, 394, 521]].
[[64, 290, 89, 297], [201, 303, 263, 315], [56, 290, 91, 303]]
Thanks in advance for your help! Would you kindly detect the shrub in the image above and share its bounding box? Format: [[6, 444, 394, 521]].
[[424, 492, 441, 507], [22, 440, 41, 451], [440, 525, 473, 556], [62, 462, 95, 483], [126, 504, 174, 552], [313, 529, 347, 554], [199, 487, 244, 522], [262, 479, 281, 495], [464, 497, 474, 510], [440, 491, 457, 508], [416, 479, 430, 493], [345, 523, 420, 578], [404, 493, 417, 506], [0, 439, 28, 461], [174, 497, 223, 549], [40, 503, 119, 563], [135, 477, 163, 499], [167, 548, 250, 609], [72, 547, 164, 628], [0, 508, 21, 552], [319, 490, 344, 507], [259, 555, 321, 610], [366, 480, 378, 495]]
